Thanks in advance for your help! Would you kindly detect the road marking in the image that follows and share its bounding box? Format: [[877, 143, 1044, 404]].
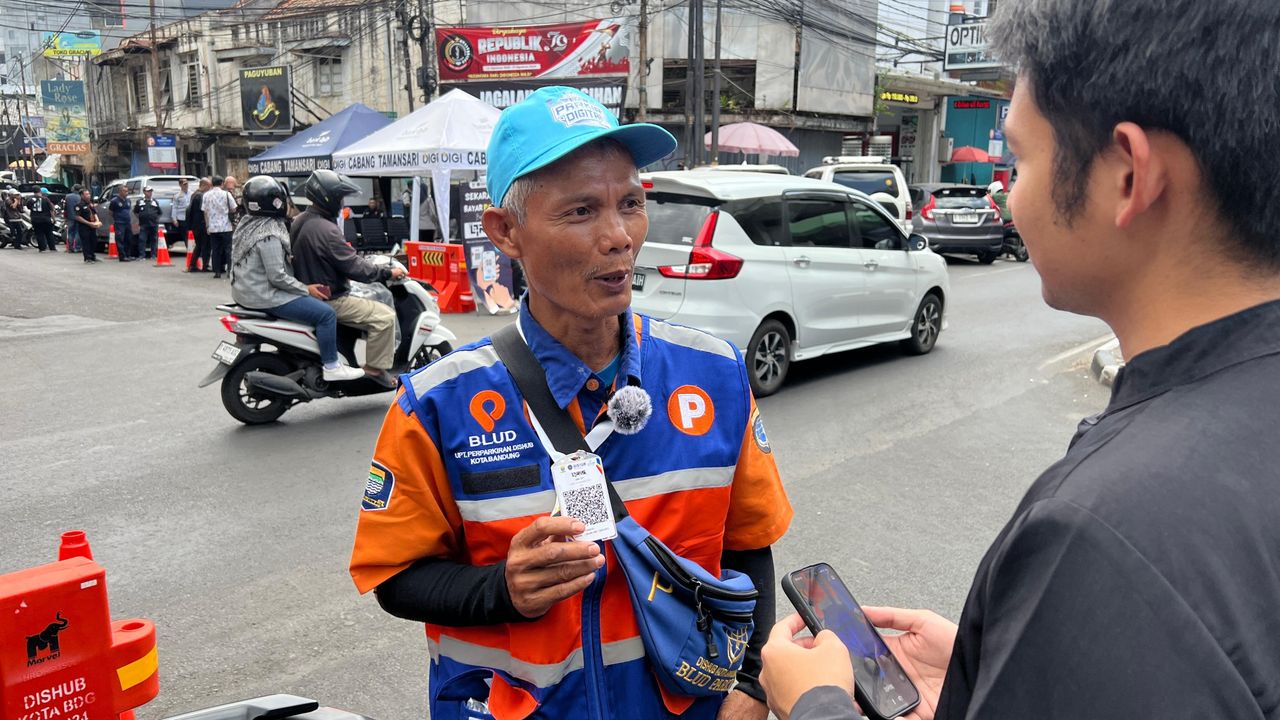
[[956, 265, 1025, 280], [1038, 334, 1116, 370]]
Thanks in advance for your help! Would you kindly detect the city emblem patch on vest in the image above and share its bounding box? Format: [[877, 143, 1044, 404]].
[[752, 411, 771, 454], [362, 461, 394, 511]]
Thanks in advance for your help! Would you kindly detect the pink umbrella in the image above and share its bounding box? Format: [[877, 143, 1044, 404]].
[[950, 145, 993, 163], [705, 122, 799, 158]]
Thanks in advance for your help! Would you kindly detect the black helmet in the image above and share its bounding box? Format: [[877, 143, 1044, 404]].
[[243, 175, 289, 218], [303, 169, 360, 217]]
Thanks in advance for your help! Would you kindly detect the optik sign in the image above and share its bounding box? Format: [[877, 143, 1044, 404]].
[[944, 20, 1000, 72]]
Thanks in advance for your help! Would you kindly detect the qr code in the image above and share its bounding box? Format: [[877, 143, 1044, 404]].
[[563, 485, 609, 525]]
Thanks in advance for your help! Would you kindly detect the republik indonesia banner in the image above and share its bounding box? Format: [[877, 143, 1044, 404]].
[[435, 18, 631, 82], [40, 80, 90, 154], [239, 66, 294, 134]]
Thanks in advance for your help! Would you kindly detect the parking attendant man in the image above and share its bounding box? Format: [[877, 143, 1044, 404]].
[[350, 87, 792, 719]]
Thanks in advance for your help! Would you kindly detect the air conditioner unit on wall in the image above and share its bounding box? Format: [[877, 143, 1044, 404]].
[[938, 136, 955, 163]]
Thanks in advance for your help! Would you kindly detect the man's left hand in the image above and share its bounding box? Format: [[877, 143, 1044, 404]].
[[716, 689, 768, 720]]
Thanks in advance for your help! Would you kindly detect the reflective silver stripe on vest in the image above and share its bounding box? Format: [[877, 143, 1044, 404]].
[[429, 635, 647, 688], [407, 344, 501, 403], [647, 320, 737, 360], [455, 466, 735, 523]]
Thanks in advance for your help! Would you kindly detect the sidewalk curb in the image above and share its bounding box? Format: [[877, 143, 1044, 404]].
[[1091, 338, 1123, 387]]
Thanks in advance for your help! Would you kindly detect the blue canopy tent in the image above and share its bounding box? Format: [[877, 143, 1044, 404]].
[[247, 103, 392, 176]]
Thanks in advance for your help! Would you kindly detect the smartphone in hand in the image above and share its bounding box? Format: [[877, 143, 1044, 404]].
[[317, 285, 331, 300], [782, 563, 920, 720]]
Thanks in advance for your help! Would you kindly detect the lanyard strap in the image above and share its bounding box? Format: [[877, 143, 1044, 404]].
[[490, 322, 628, 519]]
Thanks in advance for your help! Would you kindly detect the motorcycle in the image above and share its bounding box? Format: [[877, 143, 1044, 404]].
[[198, 255, 457, 424], [1002, 220, 1029, 262]]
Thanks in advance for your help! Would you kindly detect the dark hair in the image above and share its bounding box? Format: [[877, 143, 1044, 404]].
[[212, 175, 225, 186], [991, 0, 1280, 267]]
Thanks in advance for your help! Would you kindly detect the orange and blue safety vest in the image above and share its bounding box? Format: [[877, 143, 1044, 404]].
[[349, 306, 792, 719]]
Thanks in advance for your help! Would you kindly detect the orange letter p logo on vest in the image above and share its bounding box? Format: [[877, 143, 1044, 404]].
[[668, 385, 715, 435], [469, 390, 506, 432]]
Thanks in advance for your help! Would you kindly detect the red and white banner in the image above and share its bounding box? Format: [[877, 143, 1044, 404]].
[[436, 18, 630, 82]]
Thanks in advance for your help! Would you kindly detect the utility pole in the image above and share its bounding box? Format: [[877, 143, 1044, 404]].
[[637, 0, 648, 121], [397, 10, 416, 111], [417, 0, 436, 103], [709, 0, 722, 164], [683, 0, 695, 168], [692, 0, 705, 167], [18, 56, 35, 181], [384, 11, 398, 114], [148, 0, 165, 134]]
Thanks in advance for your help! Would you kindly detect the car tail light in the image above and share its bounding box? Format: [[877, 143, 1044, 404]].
[[920, 196, 936, 220], [658, 211, 743, 280], [905, 205, 913, 221], [642, 180, 654, 190], [988, 194, 1003, 223], [220, 314, 242, 334]]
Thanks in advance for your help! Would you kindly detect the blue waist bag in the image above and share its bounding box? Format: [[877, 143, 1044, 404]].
[[610, 512, 758, 697]]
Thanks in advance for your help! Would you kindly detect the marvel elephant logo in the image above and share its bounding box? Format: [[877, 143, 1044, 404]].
[[26, 612, 69, 665]]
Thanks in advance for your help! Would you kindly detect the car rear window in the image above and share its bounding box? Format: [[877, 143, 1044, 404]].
[[831, 171, 898, 196], [933, 188, 989, 210], [146, 178, 186, 192], [645, 192, 716, 246]]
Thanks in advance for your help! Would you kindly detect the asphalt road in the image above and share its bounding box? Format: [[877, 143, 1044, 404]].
[[0, 248, 1110, 719]]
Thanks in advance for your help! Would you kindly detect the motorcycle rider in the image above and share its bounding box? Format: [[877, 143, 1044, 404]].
[[290, 170, 405, 384], [230, 176, 365, 383]]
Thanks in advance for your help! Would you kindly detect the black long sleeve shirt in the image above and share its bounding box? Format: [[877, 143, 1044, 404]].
[[289, 208, 391, 298], [795, 300, 1280, 720]]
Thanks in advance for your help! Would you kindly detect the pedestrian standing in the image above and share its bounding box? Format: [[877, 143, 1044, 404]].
[[188, 177, 211, 272], [2, 189, 26, 249], [133, 187, 161, 260], [64, 185, 82, 253], [25, 188, 56, 252], [108, 185, 136, 261], [203, 175, 237, 278], [223, 176, 243, 225], [74, 189, 101, 263], [172, 178, 192, 254]]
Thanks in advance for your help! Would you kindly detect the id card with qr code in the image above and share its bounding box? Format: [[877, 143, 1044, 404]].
[[550, 451, 617, 542]]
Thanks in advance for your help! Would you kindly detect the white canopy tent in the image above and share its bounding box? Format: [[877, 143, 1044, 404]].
[[331, 89, 501, 242]]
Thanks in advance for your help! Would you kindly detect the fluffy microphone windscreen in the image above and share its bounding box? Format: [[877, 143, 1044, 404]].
[[607, 385, 652, 435]]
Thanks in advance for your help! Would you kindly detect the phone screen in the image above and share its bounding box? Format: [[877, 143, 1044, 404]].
[[788, 564, 919, 718]]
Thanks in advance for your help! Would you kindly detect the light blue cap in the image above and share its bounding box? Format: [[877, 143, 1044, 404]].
[[486, 86, 677, 208]]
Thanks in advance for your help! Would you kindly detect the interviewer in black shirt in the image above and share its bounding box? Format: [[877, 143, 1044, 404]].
[[760, 1, 1280, 718]]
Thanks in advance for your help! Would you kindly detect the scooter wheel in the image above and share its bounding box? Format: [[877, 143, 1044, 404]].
[[409, 342, 453, 372], [221, 353, 293, 424]]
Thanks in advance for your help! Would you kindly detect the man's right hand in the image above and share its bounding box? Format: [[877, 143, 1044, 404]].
[[389, 267, 407, 280], [505, 516, 604, 618], [307, 284, 331, 300], [860, 606, 958, 720]]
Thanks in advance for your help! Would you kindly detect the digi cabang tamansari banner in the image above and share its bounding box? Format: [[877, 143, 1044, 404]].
[[435, 18, 631, 82]]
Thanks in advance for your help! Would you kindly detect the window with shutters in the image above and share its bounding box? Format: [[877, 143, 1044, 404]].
[[184, 57, 201, 107], [132, 68, 149, 112], [314, 53, 343, 96]]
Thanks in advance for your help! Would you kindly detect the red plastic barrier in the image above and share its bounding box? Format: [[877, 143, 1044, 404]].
[[1, 534, 158, 720], [404, 241, 476, 314]]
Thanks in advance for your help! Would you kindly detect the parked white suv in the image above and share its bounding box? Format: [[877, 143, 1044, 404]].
[[633, 170, 951, 396], [803, 156, 911, 234]]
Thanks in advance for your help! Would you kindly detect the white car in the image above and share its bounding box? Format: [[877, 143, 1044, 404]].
[[803, 156, 912, 234], [633, 170, 950, 397]]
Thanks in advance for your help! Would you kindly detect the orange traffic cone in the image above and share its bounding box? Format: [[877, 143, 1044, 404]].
[[108, 225, 118, 258], [185, 230, 198, 271], [155, 227, 173, 266]]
